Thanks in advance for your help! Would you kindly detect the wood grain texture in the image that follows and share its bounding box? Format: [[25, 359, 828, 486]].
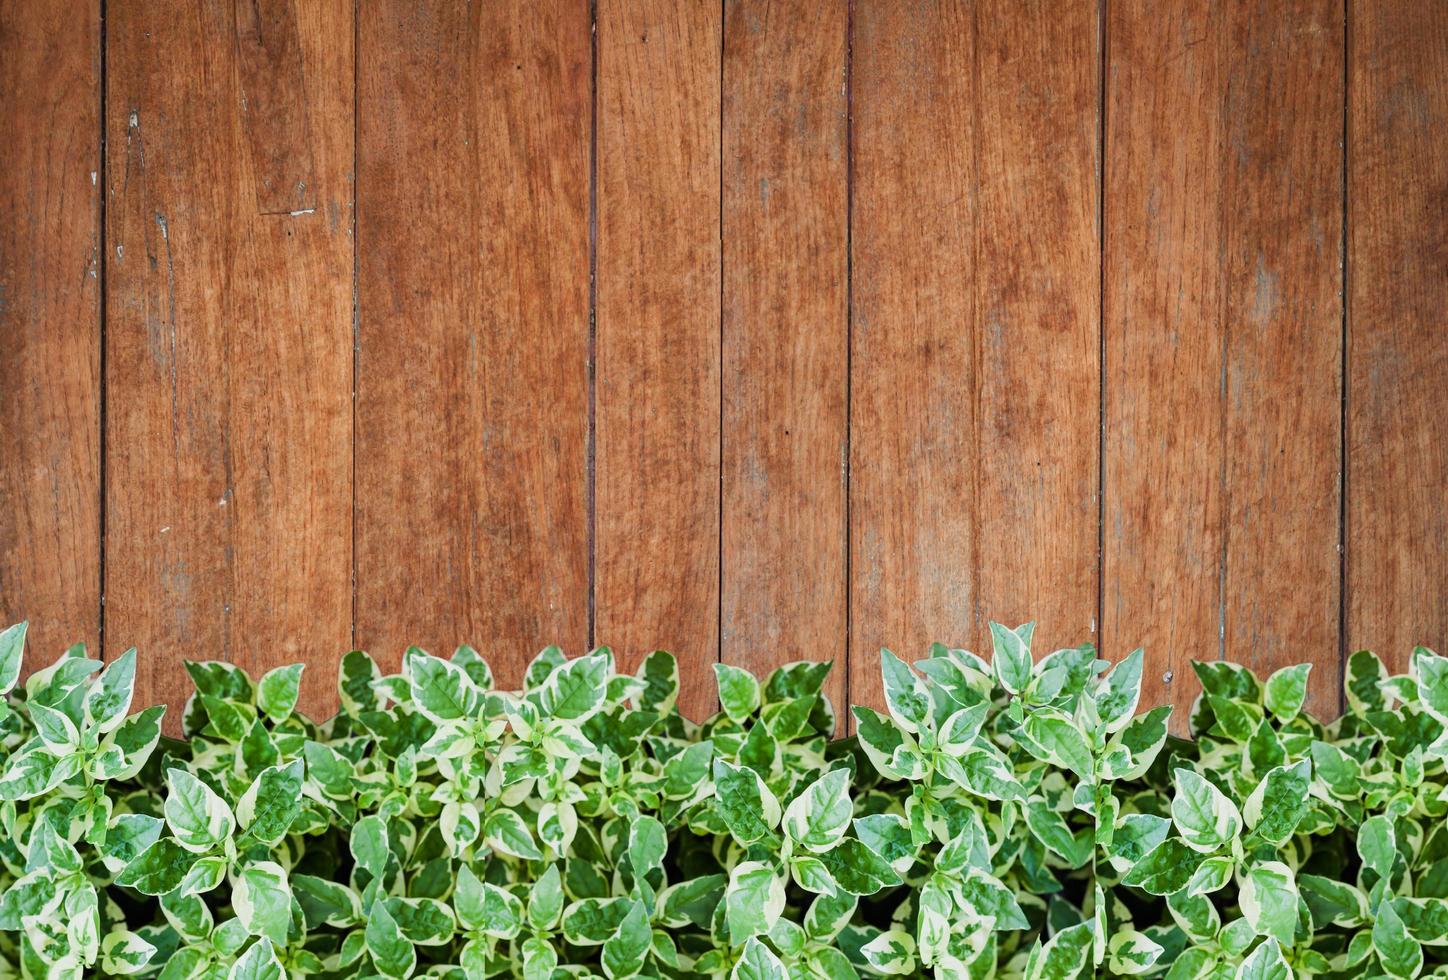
[[596, 0, 721, 719], [851, 1, 978, 717], [721, 0, 847, 720], [106, 0, 353, 719], [356, 2, 591, 686], [1105, 0, 1343, 721], [1348, 0, 1448, 671], [1221, 0, 1342, 718], [850, 0, 1100, 718], [970, 0, 1101, 670], [0, 1, 102, 665]]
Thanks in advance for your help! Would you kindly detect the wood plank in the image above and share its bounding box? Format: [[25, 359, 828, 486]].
[[851, 1, 1099, 717], [1105, 0, 1343, 722], [1221, 0, 1342, 717], [971, 0, 1101, 671], [355, 2, 591, 687], [851, 1, 978, 717], [721, 0, 847, 721], [0, 1, 102, 667], [596, 0, 721, 718], [1348, 1, 1448, 672], [106, 0, 353, 719]]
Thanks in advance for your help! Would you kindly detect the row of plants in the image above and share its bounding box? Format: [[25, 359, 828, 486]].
[[1, 618, 1447, 978]]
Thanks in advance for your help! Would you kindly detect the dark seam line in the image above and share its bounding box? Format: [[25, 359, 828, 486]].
[[1217, 12, 1230, 666], [843, 0, 855, 732], [350, 0, 360, 653], [587, 0, 599, 653], [98, 0, 109, 662], [1338, 0, 1350, 715], [1096, 0, 1107, 659], [717, 0, 726, 697]]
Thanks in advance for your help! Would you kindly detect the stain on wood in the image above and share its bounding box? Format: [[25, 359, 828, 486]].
[[0, 0, 102, 668], [1348, 0, 1448, 672], [721, 0, 848, 724], [106, 0, 353, 721], [234, 0, 317, 215], [595, 0, 722, 719], [355, 1, 591, 688], [1106, 0, 1343, 724]]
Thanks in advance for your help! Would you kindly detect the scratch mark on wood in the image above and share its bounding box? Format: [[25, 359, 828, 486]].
[[153, 212, 181, 458]]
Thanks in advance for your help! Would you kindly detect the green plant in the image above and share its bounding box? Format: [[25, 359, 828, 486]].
[[1, 619, 1447, 979]]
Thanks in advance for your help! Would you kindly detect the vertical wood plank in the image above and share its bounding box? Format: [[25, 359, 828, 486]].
[[596, 1, 721, 718], [0, 1, 102, 665], [721, 0, 847, 719], [107, 0, 353, 718], [971, 0, 1101, 667], [851, 1, 978, 715], [1105, 4, 1225, 721], [851, 1, 1100, 715], [1105, 0, 1343, 721], [1221, 0, 1343, 716], [1348, 1, 1448, 671], [356, 2, 592, 686]]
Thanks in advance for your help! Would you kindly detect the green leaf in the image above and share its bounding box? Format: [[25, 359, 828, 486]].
[[0, 621, 26, 696], [484, 809, 544, 861], [351, 813, 390, 877], [164, 768, 235, 853], [236, 760, 305, 848], [85, 648, 138, 733], [228, 939, 284, 980], [1170, 768, 1242, 853], [1373, 899, 1424, 979], [1240, 862, 1298, 948], [880, 649, 931, 732], [714, 663, 762, 722], [713, 759, 781, 846], [256, 663, 304, 723], [365, 898, 416, 979], [1122, 838, 1206, 896], [1242, 760, 1311, 847], [727, 862, 785, 943], [732, 938, 788, 980], [407, 648, 478, 722], [542, 653, 610, 721], [1235, 939, 1291, 980], [1024, 918, 1093, 979], [1097, 648, 1144, 733], [1358, 814, 1397, 879], [234, 861, 292, 947], [1263, 663, 1311, 722], [601, 900, 651, 979], [784, 768, 852, 853], [116, 837, 198, 895], [990, 621, 1033, 695]]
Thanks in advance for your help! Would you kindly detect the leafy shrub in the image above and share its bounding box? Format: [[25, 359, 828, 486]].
[[1, 618, 1447, 978]]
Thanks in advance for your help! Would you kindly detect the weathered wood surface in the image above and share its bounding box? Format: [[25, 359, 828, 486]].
[[1348, 1, 1448, 675], [721, 0, 848, 721], [595, 0, 722, 719], [4, 0, 1445, 726], [0, 1, 102, 671], [355, 1, 591, 691], [850, 0, 1100, 725], [1104, 0, 1344, 725], [105, 0, 353, 721]]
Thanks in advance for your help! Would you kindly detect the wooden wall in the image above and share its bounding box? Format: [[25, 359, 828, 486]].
[[1, 0, 1444, 727]]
